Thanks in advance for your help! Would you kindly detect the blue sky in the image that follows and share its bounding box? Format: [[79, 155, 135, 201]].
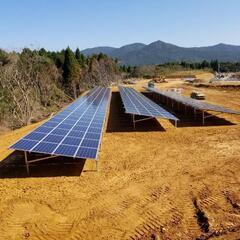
[[1, 0, 240, 51]]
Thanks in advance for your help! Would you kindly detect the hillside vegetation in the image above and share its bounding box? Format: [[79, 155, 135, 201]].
[[0, 48, 120, 130], [82, 40, 240, 65]]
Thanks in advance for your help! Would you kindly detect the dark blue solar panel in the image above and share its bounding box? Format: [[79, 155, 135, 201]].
[[51, 128, 70, 136], [85, 132, 101, 140], [68, 130, 85, 138], [72, 125, 88, 132], [32, 142, 58, 154], [10, 87, 111, 160], [54, 145, 78, 156], [62, 119, 78, 125], [75, 147, 97, 159], [119, 86, 179, 121], [62, 137, 82, 146], [35, 126, 53, 133], [88, 127, 102, 134], [81, 139, 99, 148], [24, 132, 46, 141], [44, 134, 65, 144], [43, 121, 59, 128], [58, 123, 73, 130], [75, 121, 89, 127], [90, 123, 102, 128], [11, 139, 38, 151]]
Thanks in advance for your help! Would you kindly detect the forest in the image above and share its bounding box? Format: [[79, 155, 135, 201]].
[[120, 60, 240, 78], [0, 48, 120, 129]]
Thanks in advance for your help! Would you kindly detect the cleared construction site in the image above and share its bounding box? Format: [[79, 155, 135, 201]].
[[0, 77, 240, 240]]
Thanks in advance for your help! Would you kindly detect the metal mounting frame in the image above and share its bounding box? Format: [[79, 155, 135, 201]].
[[132, 114, 154, 128], [23, 151, 99, 176]]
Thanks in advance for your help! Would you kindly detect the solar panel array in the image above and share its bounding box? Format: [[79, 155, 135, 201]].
[[10, 87, 111, 159], [147, 87, 240, 115], [119, 86, 179, 121]]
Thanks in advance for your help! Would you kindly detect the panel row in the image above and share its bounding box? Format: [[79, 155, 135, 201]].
[[147, 87, 240, 114], [10, 87, 111, 159], [12, 139, 98, 159], [119, 86, 178, 121]]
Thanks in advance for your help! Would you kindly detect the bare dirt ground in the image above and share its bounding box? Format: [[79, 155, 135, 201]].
[[0, 78, 240, 240]]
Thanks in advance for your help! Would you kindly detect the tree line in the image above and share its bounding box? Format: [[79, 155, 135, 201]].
[[0, 47, 120, 128], [120, 60, 240, 78]]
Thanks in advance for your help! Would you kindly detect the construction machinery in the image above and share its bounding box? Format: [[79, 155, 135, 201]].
[[190, 91, 206, 100]]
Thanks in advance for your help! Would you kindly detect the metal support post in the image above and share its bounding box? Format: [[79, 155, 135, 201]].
[[96, 161, 99, 171], [24, 151, 30, 176], [133, 114, 136, 129], [202, 111, 205, 125]]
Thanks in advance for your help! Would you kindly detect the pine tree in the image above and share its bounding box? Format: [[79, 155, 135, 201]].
[[38, 48, 48, 57], [127, 66, 131, 73], [75, 48, 86, 66], [75, 48, 81, 63], [97, 52, 105, 61], [63, 47, 81, 98], [210, 60, 219, 72]]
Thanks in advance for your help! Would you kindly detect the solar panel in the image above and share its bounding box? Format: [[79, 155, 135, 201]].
[[119, 86, 179, 121], [10, 87, 111, 159], [146, 87, 240, 115]]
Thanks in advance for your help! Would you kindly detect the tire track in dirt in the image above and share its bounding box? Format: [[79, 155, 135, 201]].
[[192, 186, 240, 239], [196, 224, 240, 240], [59, 185, 173, 240], [223, 190, 240, 213], [29, 222, 75, 240], [134, 186, 170, 212], [128, 210, 165, 240], [126, 184, 199, 240], [128, 207, 187, 240], [0, 198, 73, 240]]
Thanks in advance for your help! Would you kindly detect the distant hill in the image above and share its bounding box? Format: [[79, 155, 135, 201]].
[[82, 40, 240, 66], [81, 46, 116, 56]]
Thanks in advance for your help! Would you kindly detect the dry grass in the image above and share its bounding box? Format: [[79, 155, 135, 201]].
[[0, 79, 240, 240]]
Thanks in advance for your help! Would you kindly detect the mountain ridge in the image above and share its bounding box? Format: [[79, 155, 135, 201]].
[[82, 40, 240, 66]]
